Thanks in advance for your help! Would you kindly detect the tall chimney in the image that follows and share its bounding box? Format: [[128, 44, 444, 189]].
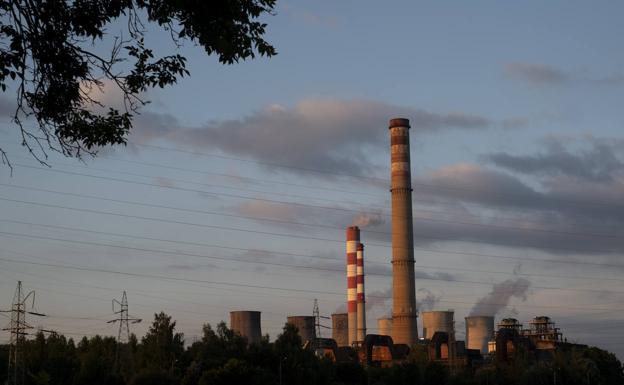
[[346, 226, 359, 345], [356, 242, 366, 342], [389, 118, 419, 345]]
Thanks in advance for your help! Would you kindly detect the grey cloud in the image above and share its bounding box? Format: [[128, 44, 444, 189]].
[[470, 278, 531, 316], [504, 62, 624, 86], [409, 162, 624, 256], [505, 63, 569, 85], [486, 139, 624, 182], [131, 99, 491, 176]]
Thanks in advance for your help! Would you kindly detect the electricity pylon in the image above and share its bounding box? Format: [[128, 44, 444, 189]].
[[1, 281, 46, 385], [107, 291, 141, 373]]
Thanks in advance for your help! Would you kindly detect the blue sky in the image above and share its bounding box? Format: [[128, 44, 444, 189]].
[[1, 1, 623, 358]]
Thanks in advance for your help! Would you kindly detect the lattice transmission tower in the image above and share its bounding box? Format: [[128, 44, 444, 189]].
[[1, 281, 47, 385], [107, 291, 141, 372], [312, 299, 330, 355]]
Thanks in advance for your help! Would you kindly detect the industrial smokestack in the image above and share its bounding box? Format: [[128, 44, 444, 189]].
[[356, 242, 366, 342], [346, 226, 359, 345], [389, 118, 419, 345]]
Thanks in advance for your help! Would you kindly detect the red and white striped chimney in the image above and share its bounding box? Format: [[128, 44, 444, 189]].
[[346, 226, 359, 346], [356, 242, 366, 342]]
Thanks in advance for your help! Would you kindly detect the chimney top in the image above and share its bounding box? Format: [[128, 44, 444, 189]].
[[388, 118, 410, 129]]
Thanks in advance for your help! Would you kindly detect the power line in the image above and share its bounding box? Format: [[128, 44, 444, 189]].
[[5, 219, 624, 283], [1, 255, 621, 315], [3, 183, 622, 255], [12, 151, 616, 234], [2, 196, 624, 269], [9, 164, 622, 239], [0, 248, 623, 298], [130, 142, 624, 210]]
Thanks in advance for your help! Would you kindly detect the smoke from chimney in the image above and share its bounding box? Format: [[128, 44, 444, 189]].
[[417, 288, 441, 311], [351, 211, 384, 228], [469, 278, 530, 316]]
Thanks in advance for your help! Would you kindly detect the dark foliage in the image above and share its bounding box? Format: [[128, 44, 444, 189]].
[[0, 0, 276, 168], [0, 312, 622, 385]]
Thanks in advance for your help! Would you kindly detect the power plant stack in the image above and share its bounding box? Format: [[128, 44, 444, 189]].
[[346, 226, 359, 345], [332, 313, 348, 347], [422, 310, 455, 340], [230, 311, 262, 344], [356, 242, 366, 342], [389, 118, 419, 345], [287, 316, 316, 344], [465, 316, 495, 354], [377, 317, 393, 337]]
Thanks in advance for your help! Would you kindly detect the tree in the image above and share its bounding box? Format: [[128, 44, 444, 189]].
[[138, 312, 184, 374], [0, 0, 277, 168]]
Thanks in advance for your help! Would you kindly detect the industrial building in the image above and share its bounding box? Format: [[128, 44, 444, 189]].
[[287, 316, 316, 344], [230, 311, 262, 344], [225, 118, 589, 370], [332, 313, 348, 347], [465, 316, 495, 354]]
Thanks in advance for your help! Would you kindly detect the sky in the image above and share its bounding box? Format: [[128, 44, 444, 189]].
[[1, 0, 624, 358]]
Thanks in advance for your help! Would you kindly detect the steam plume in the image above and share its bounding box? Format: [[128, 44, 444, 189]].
[[470, 278, 530, 316]]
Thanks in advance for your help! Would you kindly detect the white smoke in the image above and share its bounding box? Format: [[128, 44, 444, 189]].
[[469, 278, 531, 316], [351, 211, 384, 228], [417, 288, 441, 311]]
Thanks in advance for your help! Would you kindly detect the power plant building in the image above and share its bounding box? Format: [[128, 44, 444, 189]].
[[389, 118, 419, 345], [332, 313, 348, 347], [465, 316, 494, 354], [230, 311, 262, 344], [377, 317, 393, 337], [287, 316, 316, 344], [422, 311, 455, 340]]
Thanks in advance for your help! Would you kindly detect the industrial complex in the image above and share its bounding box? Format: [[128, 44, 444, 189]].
[[224, 117, 586, 368]]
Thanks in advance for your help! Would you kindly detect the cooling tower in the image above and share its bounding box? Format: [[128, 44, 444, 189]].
[[332, 313, 348, 347], [346, 226, 359, 345], [465, 316, 495, 354], [377, 317, 393, 337], [230, 311, 262, 344], [287, 316, 316, 344], [389, 118, 419, 345], [356, 242, 366, 342], [422, 311, 455, 340]]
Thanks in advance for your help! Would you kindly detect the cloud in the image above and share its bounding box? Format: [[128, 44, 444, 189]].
[[396, 153, 624, 257], [486, 138, 624, 182], [504, 62, 624, 86], [469, 278, 531, 316], [130, 98, 491, 176], [504, 63, 569, 85]]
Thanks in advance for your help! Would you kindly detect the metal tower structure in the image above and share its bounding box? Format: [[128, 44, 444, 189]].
[[1, 281, 46, 385], [107, 291, 141, 371], [313, 299, 330, 339]]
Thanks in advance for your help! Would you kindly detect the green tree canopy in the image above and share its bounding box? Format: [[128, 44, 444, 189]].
[[0, 0, 276, 168]]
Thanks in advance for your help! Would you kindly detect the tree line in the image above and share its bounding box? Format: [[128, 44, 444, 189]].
[[1, 312, 622, 385]]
